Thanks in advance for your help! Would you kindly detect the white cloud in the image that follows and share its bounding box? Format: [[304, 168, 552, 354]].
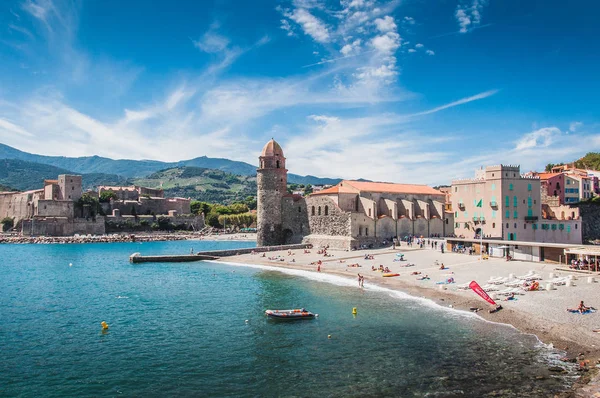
[[455, 0, 488, 33], [193, 32, 230, 53], [403, 16, 415, 25], [408, 48, 416, 53], [515, 127, 561, 151], [283, 8, 330, 43], [0, 118, 33, 137], [340, 39, 361, 55], [569, 121, 583, 133], [426, 49, 435, 55], [370, 31, 400, 54], [374, 15, 397, 32], [280, 19, 295, 36], [415, 43, 424, 48]]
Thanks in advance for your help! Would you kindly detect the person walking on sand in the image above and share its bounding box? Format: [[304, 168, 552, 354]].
[[317, 264, 321, 272], [360, 275, 364, 288], [358, 274, 363, 288]]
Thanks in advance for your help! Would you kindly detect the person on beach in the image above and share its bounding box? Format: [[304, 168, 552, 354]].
[[439, 263, 446, 270], [357, 274, 362, 287], [317, 264, 321, 272], [569, 301, 591, 314]]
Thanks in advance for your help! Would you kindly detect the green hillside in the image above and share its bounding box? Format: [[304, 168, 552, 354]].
[[0, 143, 344, 185], [0, 159, 131, 191], [574, 153, 600, 171], [546, 152, 600, 172], [133, 167, 257, 204], [0, 184, 16, 192]]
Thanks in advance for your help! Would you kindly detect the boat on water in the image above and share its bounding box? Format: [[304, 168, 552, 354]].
[[265, 308, 316, 320]]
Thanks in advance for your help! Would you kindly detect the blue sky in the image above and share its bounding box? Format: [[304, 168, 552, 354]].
[[0, 0, 599, 184]]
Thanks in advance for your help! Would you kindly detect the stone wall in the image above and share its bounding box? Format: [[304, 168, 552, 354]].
[[36, 200, 74, 218], [0, 190, 41, 223], [577, 203, 600, 242], [21, 217, 105, 236], [105, 214, 205, 232], [256, 166, 287, 246], [305, 196, 351, 237], [109, 197, 191, 216]]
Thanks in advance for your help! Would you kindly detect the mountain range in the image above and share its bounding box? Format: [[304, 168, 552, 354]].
[[0, 143, 342, 185]]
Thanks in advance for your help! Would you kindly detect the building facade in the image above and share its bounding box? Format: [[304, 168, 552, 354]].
[[451, 165, 582, 244], [256, 139, 452, 249]]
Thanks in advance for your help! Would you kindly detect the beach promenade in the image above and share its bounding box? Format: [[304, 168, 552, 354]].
[[221, 243, 600, 378]]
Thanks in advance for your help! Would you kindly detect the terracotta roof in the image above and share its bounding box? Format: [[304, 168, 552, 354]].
[[44, 180, 58, 185], [311, 180, 444, 196], [537, 173, 561, 180], [311, 186, 340, 195], [261, 139, 284, 157]]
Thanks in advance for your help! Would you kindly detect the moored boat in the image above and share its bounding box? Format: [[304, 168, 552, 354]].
[[265, 308, 316, 320]]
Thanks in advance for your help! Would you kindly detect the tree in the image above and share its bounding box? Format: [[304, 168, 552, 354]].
[[75, 193, 102, 217], [545, 163, 557, 172], [99, 190, 118, 203], [305, 184, 313, 194], [205, 212, 221, 228], [229, 203, 249, 214], [1, 217, 14, 232], [244, 196, 257, 211], [191, 201, 211, 215]]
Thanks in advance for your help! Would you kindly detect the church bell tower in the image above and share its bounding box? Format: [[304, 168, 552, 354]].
[[256, 139, 287, 246]]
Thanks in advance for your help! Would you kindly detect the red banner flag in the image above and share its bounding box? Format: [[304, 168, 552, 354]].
[[469, 280, 497, 306]]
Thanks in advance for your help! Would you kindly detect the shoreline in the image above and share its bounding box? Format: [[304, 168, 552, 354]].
[[214, 245, 600, 396], [0, 232, 257, 244]]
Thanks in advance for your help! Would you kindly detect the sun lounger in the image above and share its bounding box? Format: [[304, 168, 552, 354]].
[[456, 283, 471, 290], [504, 279, 526, 287], [481, 284, 500, 292], [548, 277, 569, 286]]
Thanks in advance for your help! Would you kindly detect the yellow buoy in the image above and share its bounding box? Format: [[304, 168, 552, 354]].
[[101, 321, 109, 330], [352, 307, 357, 315]]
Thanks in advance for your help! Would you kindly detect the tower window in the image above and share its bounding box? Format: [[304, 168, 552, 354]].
[[318, 206, 321, 216], [298, 207, 301, 213], [276, 160, 280, 168], [311, 206, 315, 216], [324, 206, 328, 216]]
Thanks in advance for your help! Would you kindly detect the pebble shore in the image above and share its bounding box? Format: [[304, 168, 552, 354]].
[[1, 233, 198, 244]]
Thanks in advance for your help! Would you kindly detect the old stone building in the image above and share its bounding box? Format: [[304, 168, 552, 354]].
[[256, 139, 452, 249]]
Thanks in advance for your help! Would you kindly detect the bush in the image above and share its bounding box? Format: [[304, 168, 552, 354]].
[[1, 217, 14, 232]]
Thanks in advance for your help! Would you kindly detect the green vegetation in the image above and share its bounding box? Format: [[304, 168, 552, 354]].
[[1, 217, 14, 232], [190, 200, 256, 228], [0, 184, 15, 192], [0, 159, 130, 191], [546, 153, 600, 172], [133, 167, 257, 204], [75, 193, 103, 217], [574, 153, 600, 171], [99, 190, 118, 203]]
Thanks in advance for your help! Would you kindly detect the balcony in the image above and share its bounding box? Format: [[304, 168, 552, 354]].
[[524, 216, 539, 223], [489, 201, 498, 208]]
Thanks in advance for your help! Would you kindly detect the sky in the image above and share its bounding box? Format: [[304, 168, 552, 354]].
[[0, 0, 599, 185]]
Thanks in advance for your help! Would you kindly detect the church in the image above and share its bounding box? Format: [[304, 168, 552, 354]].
[[256, 139, 453, 249]]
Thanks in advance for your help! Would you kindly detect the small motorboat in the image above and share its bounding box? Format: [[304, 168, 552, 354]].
[[265, 308, 316, 320], [382, 273, 400, 277]]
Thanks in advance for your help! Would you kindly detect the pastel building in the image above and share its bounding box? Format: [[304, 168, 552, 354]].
[[451, 165, 581, 244]]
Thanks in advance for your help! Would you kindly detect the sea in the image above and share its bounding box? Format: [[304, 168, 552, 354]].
[[0, 240, 577, 397]]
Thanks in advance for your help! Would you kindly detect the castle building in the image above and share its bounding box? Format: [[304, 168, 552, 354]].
[[256, 139, 452, 249], [451, 165, 582, 244]]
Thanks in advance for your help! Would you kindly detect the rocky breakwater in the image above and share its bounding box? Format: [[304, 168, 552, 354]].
[[0, 233, 196, 244]]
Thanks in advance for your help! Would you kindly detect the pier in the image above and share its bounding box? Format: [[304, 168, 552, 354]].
[[129, 243, 311, 263]]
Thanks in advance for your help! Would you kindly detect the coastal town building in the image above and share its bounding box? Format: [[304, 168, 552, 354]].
[[256, 139, 452, 249], [451, 165, 582, 244], [0, 175, 202, 236]]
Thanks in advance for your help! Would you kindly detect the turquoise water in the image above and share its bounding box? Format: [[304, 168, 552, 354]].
[[1, 241, 574, 397]]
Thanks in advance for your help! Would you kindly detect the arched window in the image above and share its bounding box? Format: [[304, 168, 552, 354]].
[[324, 205, 329, 216], [311, 206, 315, 216], [492, 222, 495, 228], [571, 211, 575, 219], [298, 207, 301, 213], [368, 208, 371, 217], [318, 206, 321, 216], [276, 160, 280, 168], [556, 182, 560, 189]]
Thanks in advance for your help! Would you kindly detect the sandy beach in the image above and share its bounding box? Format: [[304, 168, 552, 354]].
[[217, 242, 600, 396]]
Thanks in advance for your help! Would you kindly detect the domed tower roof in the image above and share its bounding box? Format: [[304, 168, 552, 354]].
[[261, 139, 284, 157]]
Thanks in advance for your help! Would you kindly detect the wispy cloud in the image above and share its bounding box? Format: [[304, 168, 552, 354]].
[[455, 0, 488, 34], [411, 89, 499, 117]]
